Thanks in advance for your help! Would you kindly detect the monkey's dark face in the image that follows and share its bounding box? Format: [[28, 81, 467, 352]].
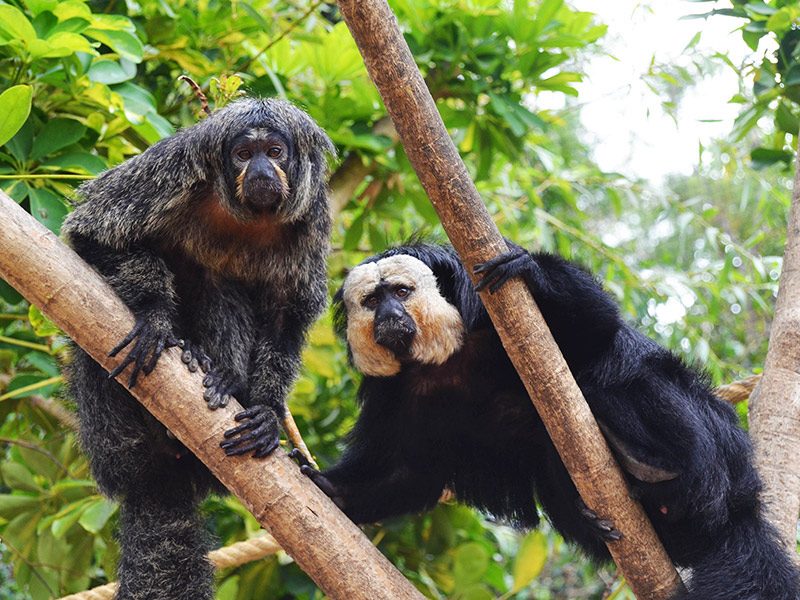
[[341, 255, 465, 377], [228, 129, 291, 215]]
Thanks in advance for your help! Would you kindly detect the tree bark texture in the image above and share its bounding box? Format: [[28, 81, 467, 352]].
[[0, 190, 423, 600], [336, 1, 684, 598], [749, 146, 800, 551]]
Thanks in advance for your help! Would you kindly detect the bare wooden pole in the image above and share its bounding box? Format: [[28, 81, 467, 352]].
[[0, 190, 423, 600], [335, 1, 683, 597], [749, 143, 800, 551]]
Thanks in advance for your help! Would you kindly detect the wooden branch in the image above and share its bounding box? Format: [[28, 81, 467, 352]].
[[0, 190, 423, 600], [748, 143, 800, 550], [715, 374, 761, 404], [335, 1, 683, 598]]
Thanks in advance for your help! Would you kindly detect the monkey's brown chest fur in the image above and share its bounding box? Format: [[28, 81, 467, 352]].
[[181, 195, 294, 283]]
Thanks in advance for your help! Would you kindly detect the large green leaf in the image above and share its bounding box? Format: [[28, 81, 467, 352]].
[[30, 118, 86, 161], [511, 530, 548, 592], [0, 5, 37, 43], [28, 186, 69, 233], [0, 85, 33, 148]]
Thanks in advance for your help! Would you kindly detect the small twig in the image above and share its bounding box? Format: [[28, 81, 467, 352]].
[[29, 394, 79, 430], [0, 436, 68, 475], [178, 76, 211, 116], [282, 413, 318, 469], [0, 335, 51, 353], [0, 375, 63, 401], [715, 374, 761, 404], [240, 0, 326, 71]]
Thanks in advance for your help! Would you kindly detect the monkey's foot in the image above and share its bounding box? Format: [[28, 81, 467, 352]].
[[473, 244, 533, 294], [108, 315, 179, 387], [290, 450, 344, 507], [220, 405, 280, 458], [177, 340, 212, 374], [202, 370, 242, 410], [577, 499, 623, 542]]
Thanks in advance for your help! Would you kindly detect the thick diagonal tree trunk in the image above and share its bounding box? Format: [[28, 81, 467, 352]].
[[0, 190, 423, 600], [749, 146, 800, 552], [335, 1, 684, 598]]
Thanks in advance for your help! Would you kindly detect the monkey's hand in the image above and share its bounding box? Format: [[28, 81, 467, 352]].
[[108, 314, 179, 387], [290, 449, 345, 508], [202, 368, 244, 410], [473, 242, 534, 294], [220, 405, 280, 458]]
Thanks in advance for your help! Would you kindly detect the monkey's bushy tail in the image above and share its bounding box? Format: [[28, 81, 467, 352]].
[[678, 514, 800, 600]]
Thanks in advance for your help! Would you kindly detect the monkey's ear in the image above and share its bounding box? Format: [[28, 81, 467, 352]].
[[598, 421, 681, 483]]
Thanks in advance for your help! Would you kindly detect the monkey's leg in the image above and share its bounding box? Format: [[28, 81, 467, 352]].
[[116, 476, 213, 600]]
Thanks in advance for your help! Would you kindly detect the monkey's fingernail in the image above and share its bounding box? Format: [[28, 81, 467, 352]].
[[181, 350, 192, 364], [203, 387, 215, 401], [177, 339, 186, 348], [203, 374, 214, 386], [220, 395, 231, 407], [188, 358, 198, 372]]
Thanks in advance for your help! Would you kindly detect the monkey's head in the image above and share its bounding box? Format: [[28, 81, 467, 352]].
[[335, 254, 466, 377], [206, 98, 335, 222]]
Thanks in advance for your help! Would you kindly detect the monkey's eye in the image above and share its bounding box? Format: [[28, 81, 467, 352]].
[[363, 294, 380, 310], [236, 149, 252, 160], [267, 146, 283, 159], [394, 286, 411, 299]]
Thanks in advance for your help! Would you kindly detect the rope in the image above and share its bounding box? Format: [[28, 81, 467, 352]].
[[57, 534, 281, 600]]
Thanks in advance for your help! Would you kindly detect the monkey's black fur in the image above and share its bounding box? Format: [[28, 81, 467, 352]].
[[62, 98, 333, 600], [306, 242, 800, 600]]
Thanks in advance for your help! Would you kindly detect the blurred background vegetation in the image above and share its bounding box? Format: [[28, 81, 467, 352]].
[[0, 0, 797, 598]]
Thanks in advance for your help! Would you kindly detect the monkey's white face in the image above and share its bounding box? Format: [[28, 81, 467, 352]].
[[342, 255, 466, 377]]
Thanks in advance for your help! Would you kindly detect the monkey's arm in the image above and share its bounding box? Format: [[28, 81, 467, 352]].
[[66, 233, 180, 386], [296, 393, 446, 524]]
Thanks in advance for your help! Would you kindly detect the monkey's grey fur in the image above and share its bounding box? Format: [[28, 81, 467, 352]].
[[62, 98, 334, 600]]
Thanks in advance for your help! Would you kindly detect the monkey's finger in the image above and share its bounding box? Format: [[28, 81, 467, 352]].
[[222, 439, 264, 456], [472, 248, 524, 275], [300, 466, 339, 497], [234, 406, 266, 422], [221, 422, 269, 447], [289, 448, 312, 468], [489, 272, 514, 294], [206, 392, 225, 410], [223, 419, 259, 438], [474, 272, 502, 293], [219, 394, 231, 408], [108, 321, 143, 357], [202, 373, 219, 388], [108, 351, 137, 380], [253, 438, 280, 458], [143, 338, 167, 375]]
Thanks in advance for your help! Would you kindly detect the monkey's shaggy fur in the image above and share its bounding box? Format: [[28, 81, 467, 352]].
[[306, 243, 800, 600], [62, 98, 333, 600]]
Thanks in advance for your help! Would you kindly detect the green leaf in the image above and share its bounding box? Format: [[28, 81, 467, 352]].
[[767, 8, 793, 33], [0, 493, 40, 518], [28, 305, 60, 338], [0, 278, 24, 304], [453, 542, 490, 586], [750, 147, 793, 169], [28, 187, 69, 234], [25, 0, 59, 16], [85, 27, 144, 63], [0, 5, 37, 43], [41, 150, 107, 174], [1, 462, 40, 493], [30, 31, 95, 59], [0, 85, 33, 148], [78, 497, 117, 533], [30, 118, 86, 160], [88, 58, 137, 84], [511, 530, 548, 592]]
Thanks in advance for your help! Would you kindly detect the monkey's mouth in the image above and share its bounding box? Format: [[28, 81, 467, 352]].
[[374, 318, 417, 357], [242, 178, 288, 213]]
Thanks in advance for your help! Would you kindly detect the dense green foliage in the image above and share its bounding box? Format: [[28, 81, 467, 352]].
[[0, 0, 795, 598]]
